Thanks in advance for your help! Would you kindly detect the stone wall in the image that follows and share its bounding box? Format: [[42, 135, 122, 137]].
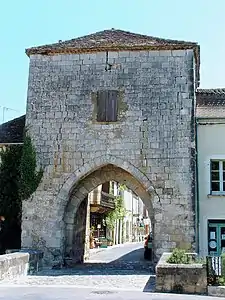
[[208, 286, 225, 297], [64, 196, 90, 265], [156, 253, 207, 294], [22, 49, 197, 264], [70, 197, 88, 263], [0, 252, 29, 280], [6, 249, 43, 274]]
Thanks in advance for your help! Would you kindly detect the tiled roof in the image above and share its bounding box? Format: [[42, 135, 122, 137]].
[[197, 89, 225, 95], [0, 115, 25, 144], [26, 29, 199, 56], [196, 89, 225, 118]]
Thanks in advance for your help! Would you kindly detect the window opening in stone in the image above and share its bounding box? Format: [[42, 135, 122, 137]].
[[96, 90, 118, 122]]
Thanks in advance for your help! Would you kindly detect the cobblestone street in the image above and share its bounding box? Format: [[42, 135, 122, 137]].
[[0, 242, 155, 292]]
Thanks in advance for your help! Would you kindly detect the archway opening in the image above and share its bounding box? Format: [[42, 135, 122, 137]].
[[63, 164, 154, 265]]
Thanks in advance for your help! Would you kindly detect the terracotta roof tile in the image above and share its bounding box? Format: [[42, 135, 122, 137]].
[[26, 28, 199, 56], [196, 89, 225, 118], [0, 115, 25, 144]]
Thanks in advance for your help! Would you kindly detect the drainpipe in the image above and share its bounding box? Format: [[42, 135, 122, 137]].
[[195, 119, 200, 254]]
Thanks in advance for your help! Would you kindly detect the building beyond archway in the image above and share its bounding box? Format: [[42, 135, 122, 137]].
[[22, 29, 198, 265], [64, 164, 154, 263]]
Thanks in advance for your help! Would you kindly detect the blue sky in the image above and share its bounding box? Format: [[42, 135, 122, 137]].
[[0, 0, 224, 123]]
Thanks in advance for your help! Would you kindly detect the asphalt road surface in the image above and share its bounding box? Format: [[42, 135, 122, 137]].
[[0, 242, 215, 299], [0, 286, 221, 300], [0, 242, 155, 292]]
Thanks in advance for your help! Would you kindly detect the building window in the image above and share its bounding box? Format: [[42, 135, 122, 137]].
[[110, 181, 119, 196], [102, 182, 110, 194], [96, 90, 118, 122], [210, 160, 225, 193]]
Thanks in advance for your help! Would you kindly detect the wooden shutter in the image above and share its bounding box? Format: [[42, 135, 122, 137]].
[[97, 91, 107, 122], [106, 90, 118, 122], [96, 90, 118, 122]]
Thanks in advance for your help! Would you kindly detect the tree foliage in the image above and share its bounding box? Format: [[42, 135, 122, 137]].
[[0, 145, 22, 220], [0, 134, 43, 251], [19, 134, 43, 200], [0, 133, 43, 220], [105, 184, 126, 229]]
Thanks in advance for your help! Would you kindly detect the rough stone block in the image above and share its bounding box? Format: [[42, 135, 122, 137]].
[[6, 249, 43, 274], [24, 47, 196, 265], [156, 253, 207, 295], [0, 252, 29, 280]]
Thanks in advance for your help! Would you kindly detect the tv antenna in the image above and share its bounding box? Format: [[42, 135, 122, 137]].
[[0, 106, 20, 123]]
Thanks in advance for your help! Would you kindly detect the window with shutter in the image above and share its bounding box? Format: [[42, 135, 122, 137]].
[[96, 90, 118, 122]]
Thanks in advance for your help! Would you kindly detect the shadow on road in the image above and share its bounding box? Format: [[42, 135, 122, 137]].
[[142, 276, 156, 293], [34, 248, 154, 276], [32, 247, 156, 293]]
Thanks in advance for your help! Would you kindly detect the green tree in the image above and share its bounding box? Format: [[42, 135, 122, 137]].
[[0, 134, 44, 207], [0, 145, 22, 220], [105, 184, 126, 229], [19, 134, 43, 200], [0, 133, 43, 250]]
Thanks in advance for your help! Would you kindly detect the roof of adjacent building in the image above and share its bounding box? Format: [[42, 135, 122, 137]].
[[0, 115, 25, 144], [196, 89, 225, 118], [25, 28, 199, 56]]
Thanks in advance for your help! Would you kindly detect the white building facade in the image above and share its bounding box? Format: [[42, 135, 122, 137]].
[[123, 189, 150, 242], [197, 89, 225, 257]]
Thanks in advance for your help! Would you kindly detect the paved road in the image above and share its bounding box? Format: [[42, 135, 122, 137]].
[[89, 242, 149, 264], [0, 286, 221, 300], [0, 242, 155, 292]]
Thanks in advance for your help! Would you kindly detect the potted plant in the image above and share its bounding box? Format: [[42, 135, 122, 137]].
[[156, 248, 207, 295], [99, 237, 108, 248]]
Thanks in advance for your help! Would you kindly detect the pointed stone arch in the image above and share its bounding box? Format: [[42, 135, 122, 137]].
[[57, 154, 155, 212], [57, 155, 155, 262], [64, 164, 155, 222]]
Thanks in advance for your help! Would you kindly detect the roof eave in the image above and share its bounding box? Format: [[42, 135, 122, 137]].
[[25, 43, 199, 57], [0, 142, 23, 145], [197, 115, 225, 119]]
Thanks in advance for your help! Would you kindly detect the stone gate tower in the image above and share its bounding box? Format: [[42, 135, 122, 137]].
[[22, 29, 200, 264]]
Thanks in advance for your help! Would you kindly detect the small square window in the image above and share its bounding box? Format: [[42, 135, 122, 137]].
[[211, 171, 219, 181], [211, 161, 219, 170], [210, 160, 225, 193], [211, 182, 220, 191]]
